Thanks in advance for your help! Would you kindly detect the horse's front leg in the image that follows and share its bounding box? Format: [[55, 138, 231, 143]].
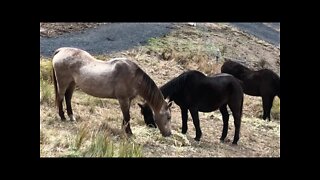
[[189, 109, 202, 141], [180, 106, 188, 134], [118, 98, 133, 135]]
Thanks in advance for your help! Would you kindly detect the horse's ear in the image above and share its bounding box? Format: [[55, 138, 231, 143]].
[[168, 101, 173, 108], [138, 103, 144, 109]]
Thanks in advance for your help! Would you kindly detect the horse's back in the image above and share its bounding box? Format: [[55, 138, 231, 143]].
[[52, 47, 141, 98], [52, 47, 96, 70], [258, 69, 279, 79], [221, 60, 251, 75], [208, 73, 238, 85], [185, 72, 242, 107]]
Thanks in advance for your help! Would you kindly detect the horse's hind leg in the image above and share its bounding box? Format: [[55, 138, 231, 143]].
[[58, 97, 66, 121], [56, 83, 67, 121], [53, 67, 73, 121], [262, 95, 274, 121], [228, 102, 242, 145], [219, 104, 229, 143], [65, 82, 76, 121], [189, 109, 202, 141], [118, 98, 133, 135], [262, 95, 275, 121]]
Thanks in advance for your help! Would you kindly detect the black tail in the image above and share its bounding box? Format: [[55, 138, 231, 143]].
[[53, 48, 61, 56], [240, 93, 243, 118], [52, 47, 63, 107], [276, 77, 280, 99], [52, 66, 58, 108]]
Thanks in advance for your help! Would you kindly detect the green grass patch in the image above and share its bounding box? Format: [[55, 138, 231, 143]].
[[40, 78, 54, 105], [40, 60, 53, 82], [271, 97, 280, 120]]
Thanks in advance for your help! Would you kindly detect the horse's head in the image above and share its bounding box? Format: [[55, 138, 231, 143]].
[[138, 103, 157, 128], [138, 100, 172, 137], [154, 100, 172, 137]]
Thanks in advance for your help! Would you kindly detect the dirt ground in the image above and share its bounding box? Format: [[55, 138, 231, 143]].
[[40, 23, 280, 157], [40, 23, 105, 38]]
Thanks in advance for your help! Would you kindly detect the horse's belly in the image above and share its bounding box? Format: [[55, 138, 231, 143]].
[[76, 78, 116, 98], [243, 82, 261, 96], [79, 85, 115, 98], [243, 89, 261, 96], [198, 105, 220, 112]]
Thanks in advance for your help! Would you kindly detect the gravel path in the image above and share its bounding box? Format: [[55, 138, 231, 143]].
[[40, 23, 280, 57], [230, 23, 280, 46], [40, 23, 173, 57]]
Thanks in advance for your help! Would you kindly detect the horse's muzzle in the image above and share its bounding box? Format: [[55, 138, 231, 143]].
[[162, 131, 172, 137]]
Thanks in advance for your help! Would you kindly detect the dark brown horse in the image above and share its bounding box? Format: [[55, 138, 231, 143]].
[[221, 60, 280, 121], [52, 47, 172, 137], [139, 70, 244, 145]]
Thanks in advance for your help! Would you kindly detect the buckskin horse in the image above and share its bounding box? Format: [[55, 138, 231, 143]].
[[52, 47, 172, 137]]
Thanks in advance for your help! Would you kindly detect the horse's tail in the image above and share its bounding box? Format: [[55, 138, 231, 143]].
[[53, 48, 62, 56], [52, 49, 61, 108], [276, 76, 280, 99], [240, 93, 243, 118], [52, 65, 58, 108]]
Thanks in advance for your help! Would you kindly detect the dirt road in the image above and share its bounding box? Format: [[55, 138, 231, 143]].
[[40, 23, 280, 57], [40, 23, 173, 57], [230, 23, 280, 46]]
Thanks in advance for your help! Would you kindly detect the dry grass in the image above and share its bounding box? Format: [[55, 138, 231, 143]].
[[40, 23, 280, 157]]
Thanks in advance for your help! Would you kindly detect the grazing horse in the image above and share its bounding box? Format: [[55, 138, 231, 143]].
[[138, 70, 243, 145], [221, 60, 280, 121], [52, 47, 172, 137]]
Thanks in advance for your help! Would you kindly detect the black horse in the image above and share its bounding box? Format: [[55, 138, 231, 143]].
[[138, 70, 244, 145], [221, 60, 280, 121]]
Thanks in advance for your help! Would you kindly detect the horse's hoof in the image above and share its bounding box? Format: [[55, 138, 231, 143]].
[[181, 129, 187, 134], [147, 124, 157, 128], [126, 130, 133, 136], [194, 137, 200, 141], [69, 115, 76, 121], [221, 139, 231, 143], [232, 141, 238, 145]]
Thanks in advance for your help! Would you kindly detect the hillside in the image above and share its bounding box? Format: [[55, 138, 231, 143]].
[[40, 23, 280, 157]]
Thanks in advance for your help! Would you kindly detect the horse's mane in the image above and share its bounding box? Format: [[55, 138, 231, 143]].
[[136, 68, 164, 112], [229, 60, 251, 71], [160, 70, 201, 99]]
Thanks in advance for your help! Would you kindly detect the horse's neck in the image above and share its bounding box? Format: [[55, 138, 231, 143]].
[[150, 101, 164, 114], [136, 68, 164, 113], [145, 93, 164, 114], [161, 76, 184, 98]]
